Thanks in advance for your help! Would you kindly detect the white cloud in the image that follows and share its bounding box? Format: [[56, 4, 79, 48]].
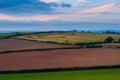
[[40, 0, 61, 3], [73, 0, 87, 7], [77, 0, 87, 3], [0, 14, 60, 21]]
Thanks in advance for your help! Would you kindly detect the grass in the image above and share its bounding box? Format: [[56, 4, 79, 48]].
[[0, 32, 35, 38], [17, 32, 120, 44], [0, 69, 120, 80], [0, 33, 16, 38]]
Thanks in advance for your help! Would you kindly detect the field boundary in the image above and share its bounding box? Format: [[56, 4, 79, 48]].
[[0, 65, 120, 74], [1, 47, 120, 54], [0, 47, 84, 54], [0, 47, 119, 54]]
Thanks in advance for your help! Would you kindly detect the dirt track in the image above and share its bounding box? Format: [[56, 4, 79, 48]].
[[0, 48, 120, 71]]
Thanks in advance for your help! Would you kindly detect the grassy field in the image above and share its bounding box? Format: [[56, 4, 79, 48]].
[[0, 69, 120, 80], [17, 32, 120, 44], [0, 33, 16, 38], [0, 32, 34, 38]]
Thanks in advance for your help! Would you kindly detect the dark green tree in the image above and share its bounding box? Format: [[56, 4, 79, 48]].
[[118, 38, 120, 43], [104, 36, 114, 43], [73, 29, 77, 32]]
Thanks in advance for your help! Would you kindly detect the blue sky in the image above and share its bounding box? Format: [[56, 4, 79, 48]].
[[0, 0, 120, 31]]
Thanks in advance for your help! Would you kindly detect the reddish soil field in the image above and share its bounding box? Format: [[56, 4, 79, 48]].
[[0, 39, 75, 53], [0, 48, 120, 71]]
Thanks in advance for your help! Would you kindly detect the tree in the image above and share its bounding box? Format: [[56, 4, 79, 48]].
[[118, 38, 120, 43], [106, 30, 111, 33], [104, 36, 114, 43], [73, 29, 77, 32]]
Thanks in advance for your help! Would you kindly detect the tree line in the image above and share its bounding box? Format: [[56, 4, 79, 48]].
[[104, 36, 120, 43]]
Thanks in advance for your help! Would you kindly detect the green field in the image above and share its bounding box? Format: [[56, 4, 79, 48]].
[[0, 32, 36, 38], [0, 33, 16, 38], [17, 32, 120, 44], [0, 69, 120, 80]]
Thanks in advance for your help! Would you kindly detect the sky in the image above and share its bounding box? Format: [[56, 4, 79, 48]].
[[0, 0, 120, 32]]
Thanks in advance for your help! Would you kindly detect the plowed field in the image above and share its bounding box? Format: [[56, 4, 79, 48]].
[[0, 48, 120, 71]]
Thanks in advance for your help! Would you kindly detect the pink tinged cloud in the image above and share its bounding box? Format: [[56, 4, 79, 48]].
[[0, 14, 60, 21], [58, 3, 120, 23], [76, 3, 120, 14], [74, 3, 120, 18]]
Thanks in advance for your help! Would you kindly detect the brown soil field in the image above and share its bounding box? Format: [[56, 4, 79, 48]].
[[0, 48, 120, 71], [0, 39, 75, 53]]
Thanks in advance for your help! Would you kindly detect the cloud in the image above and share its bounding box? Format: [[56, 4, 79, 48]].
[[0, 14, 60, 21], [76, 3, 120, 14], [0, 0, 71, 15], [71, 0, 87, 7], [54, 3, 120, 23], [41, 0, 61, 3], [81, 4, 116, 13], [0, 0, 52, 14], [0, 0, 120, 23]]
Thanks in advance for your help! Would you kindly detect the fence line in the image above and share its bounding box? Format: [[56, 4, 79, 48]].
[[0, 65, 120, 74]]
